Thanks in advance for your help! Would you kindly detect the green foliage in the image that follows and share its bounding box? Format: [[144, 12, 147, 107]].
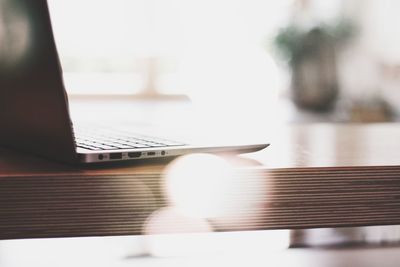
[[273, 19, 356, 65], [274, 26, 304, 63]]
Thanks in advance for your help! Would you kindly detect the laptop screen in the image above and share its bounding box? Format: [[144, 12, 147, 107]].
[[0, 0, 78, 162]]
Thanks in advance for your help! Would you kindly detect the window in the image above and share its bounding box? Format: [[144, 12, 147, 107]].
[[48, 0, 290, 102]]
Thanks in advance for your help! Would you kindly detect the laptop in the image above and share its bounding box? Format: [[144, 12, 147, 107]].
[[0, 0, 268, 164]]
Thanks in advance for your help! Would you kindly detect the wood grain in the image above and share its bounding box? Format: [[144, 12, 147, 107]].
[[1, 124, 400, 239]]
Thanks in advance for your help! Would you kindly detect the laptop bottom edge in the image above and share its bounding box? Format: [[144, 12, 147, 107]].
[[77, 143, 269, 164]]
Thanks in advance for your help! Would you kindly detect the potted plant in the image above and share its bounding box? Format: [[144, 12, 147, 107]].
[[274, 20, 355, 112]]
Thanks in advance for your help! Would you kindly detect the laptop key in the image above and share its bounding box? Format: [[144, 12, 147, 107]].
[[111, 144, 134, 149], [77, 144, 102, 151], [130, 144, 151, 148]]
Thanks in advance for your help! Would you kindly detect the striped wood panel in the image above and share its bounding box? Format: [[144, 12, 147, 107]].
[[1, 166, 400, 239]]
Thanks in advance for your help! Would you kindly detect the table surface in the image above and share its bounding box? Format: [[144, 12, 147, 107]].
[[2, 99, 400, 266], [1, 99, 400, 239], [2, 98, 400, 174], [2, 121, 400, 175]]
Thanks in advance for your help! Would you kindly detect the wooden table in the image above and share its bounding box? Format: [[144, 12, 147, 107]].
[[1, 118, 400, 240]]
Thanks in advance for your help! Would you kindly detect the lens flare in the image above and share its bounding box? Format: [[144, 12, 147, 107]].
[[163, 153, 241, 219]]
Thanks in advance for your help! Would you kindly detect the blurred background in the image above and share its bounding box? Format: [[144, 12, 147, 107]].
[[48, 0, 400, 124]]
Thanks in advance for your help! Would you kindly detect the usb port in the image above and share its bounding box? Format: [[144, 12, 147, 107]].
[[147, 152, 156, 156], [128, 152, 141, 158], [110, 153, 122, 160]]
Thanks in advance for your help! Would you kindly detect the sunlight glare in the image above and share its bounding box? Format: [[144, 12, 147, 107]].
[[164, 154, 240, 219]]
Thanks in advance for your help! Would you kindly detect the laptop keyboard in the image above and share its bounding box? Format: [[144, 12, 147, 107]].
[[74, 128, 186, 151]]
